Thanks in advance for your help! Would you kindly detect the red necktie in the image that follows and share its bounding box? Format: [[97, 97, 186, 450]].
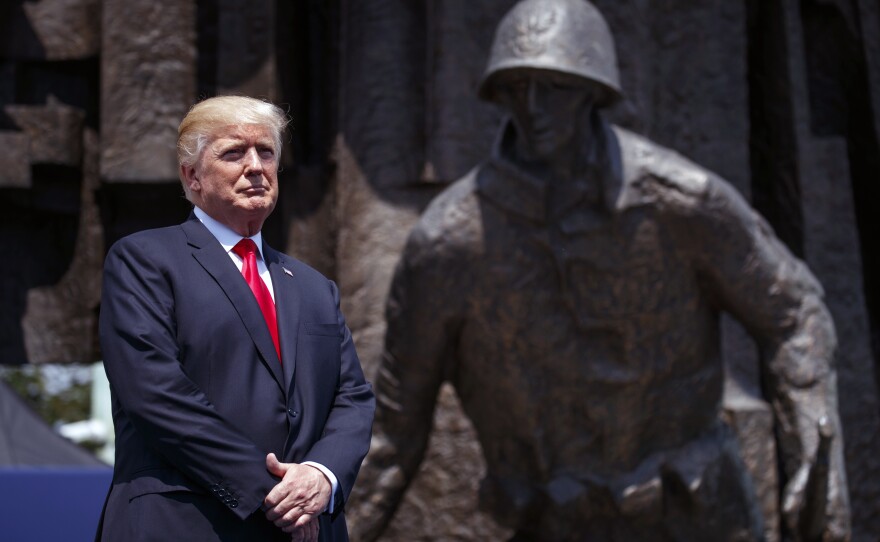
[[232, 238, 281, 362]]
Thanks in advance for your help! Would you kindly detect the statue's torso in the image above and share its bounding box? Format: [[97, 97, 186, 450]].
[[400, 125, 762, 537], [453, 186, 723, 477]]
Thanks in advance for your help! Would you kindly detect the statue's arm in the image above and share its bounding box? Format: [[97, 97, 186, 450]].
[[689, 177, 850, 540], [349, 229, 460, 541]]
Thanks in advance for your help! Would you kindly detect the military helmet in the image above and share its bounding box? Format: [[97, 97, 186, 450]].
[[478, 0, 623, 107]]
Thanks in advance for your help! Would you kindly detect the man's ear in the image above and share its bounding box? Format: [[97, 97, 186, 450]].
[[181, 164, 200, 193]]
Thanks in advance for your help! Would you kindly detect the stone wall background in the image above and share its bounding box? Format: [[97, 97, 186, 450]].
[[1, 0, 878, 539]]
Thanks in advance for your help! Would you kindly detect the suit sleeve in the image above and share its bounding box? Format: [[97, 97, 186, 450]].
[[100, 236, 278, 520], [301, 278, 376, 513]]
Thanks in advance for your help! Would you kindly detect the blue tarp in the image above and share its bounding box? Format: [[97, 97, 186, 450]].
[[0, 379, 111, 540], [0, 467, 112, 541]]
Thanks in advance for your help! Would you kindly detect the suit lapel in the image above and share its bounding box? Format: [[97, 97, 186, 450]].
[[264, 246, 300, 394], [181, 216, 285, 392]]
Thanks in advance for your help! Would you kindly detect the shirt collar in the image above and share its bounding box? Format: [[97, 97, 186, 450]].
[[193, 206, 265, 260]]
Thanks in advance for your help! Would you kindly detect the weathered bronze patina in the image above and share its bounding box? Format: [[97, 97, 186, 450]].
[[354, 1, 851, 540]]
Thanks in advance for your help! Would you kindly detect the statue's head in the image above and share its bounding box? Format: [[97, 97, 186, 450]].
[[478, 0, 622, 108], [478, 0, 621, 161]]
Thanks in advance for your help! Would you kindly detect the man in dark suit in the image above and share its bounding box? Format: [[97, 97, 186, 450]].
[[97, 95, 375, 542]]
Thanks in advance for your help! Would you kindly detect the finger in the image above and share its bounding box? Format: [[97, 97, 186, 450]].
[[781, 464, 810, 530], [295, 517, 318, 542], [306, 526, 317, 542], [266, 453, 287, 477], [266, 496, 296, 522], [294, 513, 314, 529], [264, 490, 282, 513], [264, 475, 295, 509], [275, 508, 313, 533]]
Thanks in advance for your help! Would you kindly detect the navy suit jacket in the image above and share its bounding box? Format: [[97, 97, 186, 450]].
[[96, 214, 374, 541]]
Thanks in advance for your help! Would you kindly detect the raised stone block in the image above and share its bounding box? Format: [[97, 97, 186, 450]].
[[24, 0, 101, 60], [101, 0, 196, 182], [0, 0, 100, 61], [4, 100, 85, 166], [0, 132, 31, 187]]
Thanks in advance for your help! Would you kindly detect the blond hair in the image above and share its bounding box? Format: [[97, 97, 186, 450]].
[[177, 95, 289, 170]]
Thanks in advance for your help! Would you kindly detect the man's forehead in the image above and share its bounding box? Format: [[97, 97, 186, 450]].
[[209, 123, 274, 143]]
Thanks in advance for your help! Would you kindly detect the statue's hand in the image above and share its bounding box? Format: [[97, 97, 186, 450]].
[[781, 417, 848, 542], [781, 461, 810, 538]]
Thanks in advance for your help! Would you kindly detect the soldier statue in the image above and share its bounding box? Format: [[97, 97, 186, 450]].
[[353, 0, 850, 540]]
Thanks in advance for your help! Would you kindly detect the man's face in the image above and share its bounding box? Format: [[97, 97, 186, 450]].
[[493, 69, 596, 160], [183, 123, 279, 230]]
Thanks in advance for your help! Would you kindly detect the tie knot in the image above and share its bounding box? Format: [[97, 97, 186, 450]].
[[232, 238, 258, 259]]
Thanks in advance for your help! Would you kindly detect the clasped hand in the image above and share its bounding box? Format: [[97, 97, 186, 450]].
[[264, 453, 332, 542]]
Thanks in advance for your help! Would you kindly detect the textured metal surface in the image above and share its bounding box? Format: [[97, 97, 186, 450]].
[[479, 0, 622, 105], [352, 2, 852, 540]]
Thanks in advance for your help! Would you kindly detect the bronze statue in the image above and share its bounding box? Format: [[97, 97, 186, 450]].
[[354, 0, 850, 540]]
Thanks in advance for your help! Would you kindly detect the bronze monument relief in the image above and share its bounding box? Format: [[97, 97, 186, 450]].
[[352, 0, 850, 540]]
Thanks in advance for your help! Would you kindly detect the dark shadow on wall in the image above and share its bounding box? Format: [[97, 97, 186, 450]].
[[800, 0, 880, 405], [275, 0, 340, 234], [0, 180, 79, 365], [0, 1, 46, 61], [747, 0, 805, 259]]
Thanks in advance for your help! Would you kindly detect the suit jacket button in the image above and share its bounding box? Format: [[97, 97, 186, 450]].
[[288, 409, 298, 417], [229, 500, 239, 508]]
